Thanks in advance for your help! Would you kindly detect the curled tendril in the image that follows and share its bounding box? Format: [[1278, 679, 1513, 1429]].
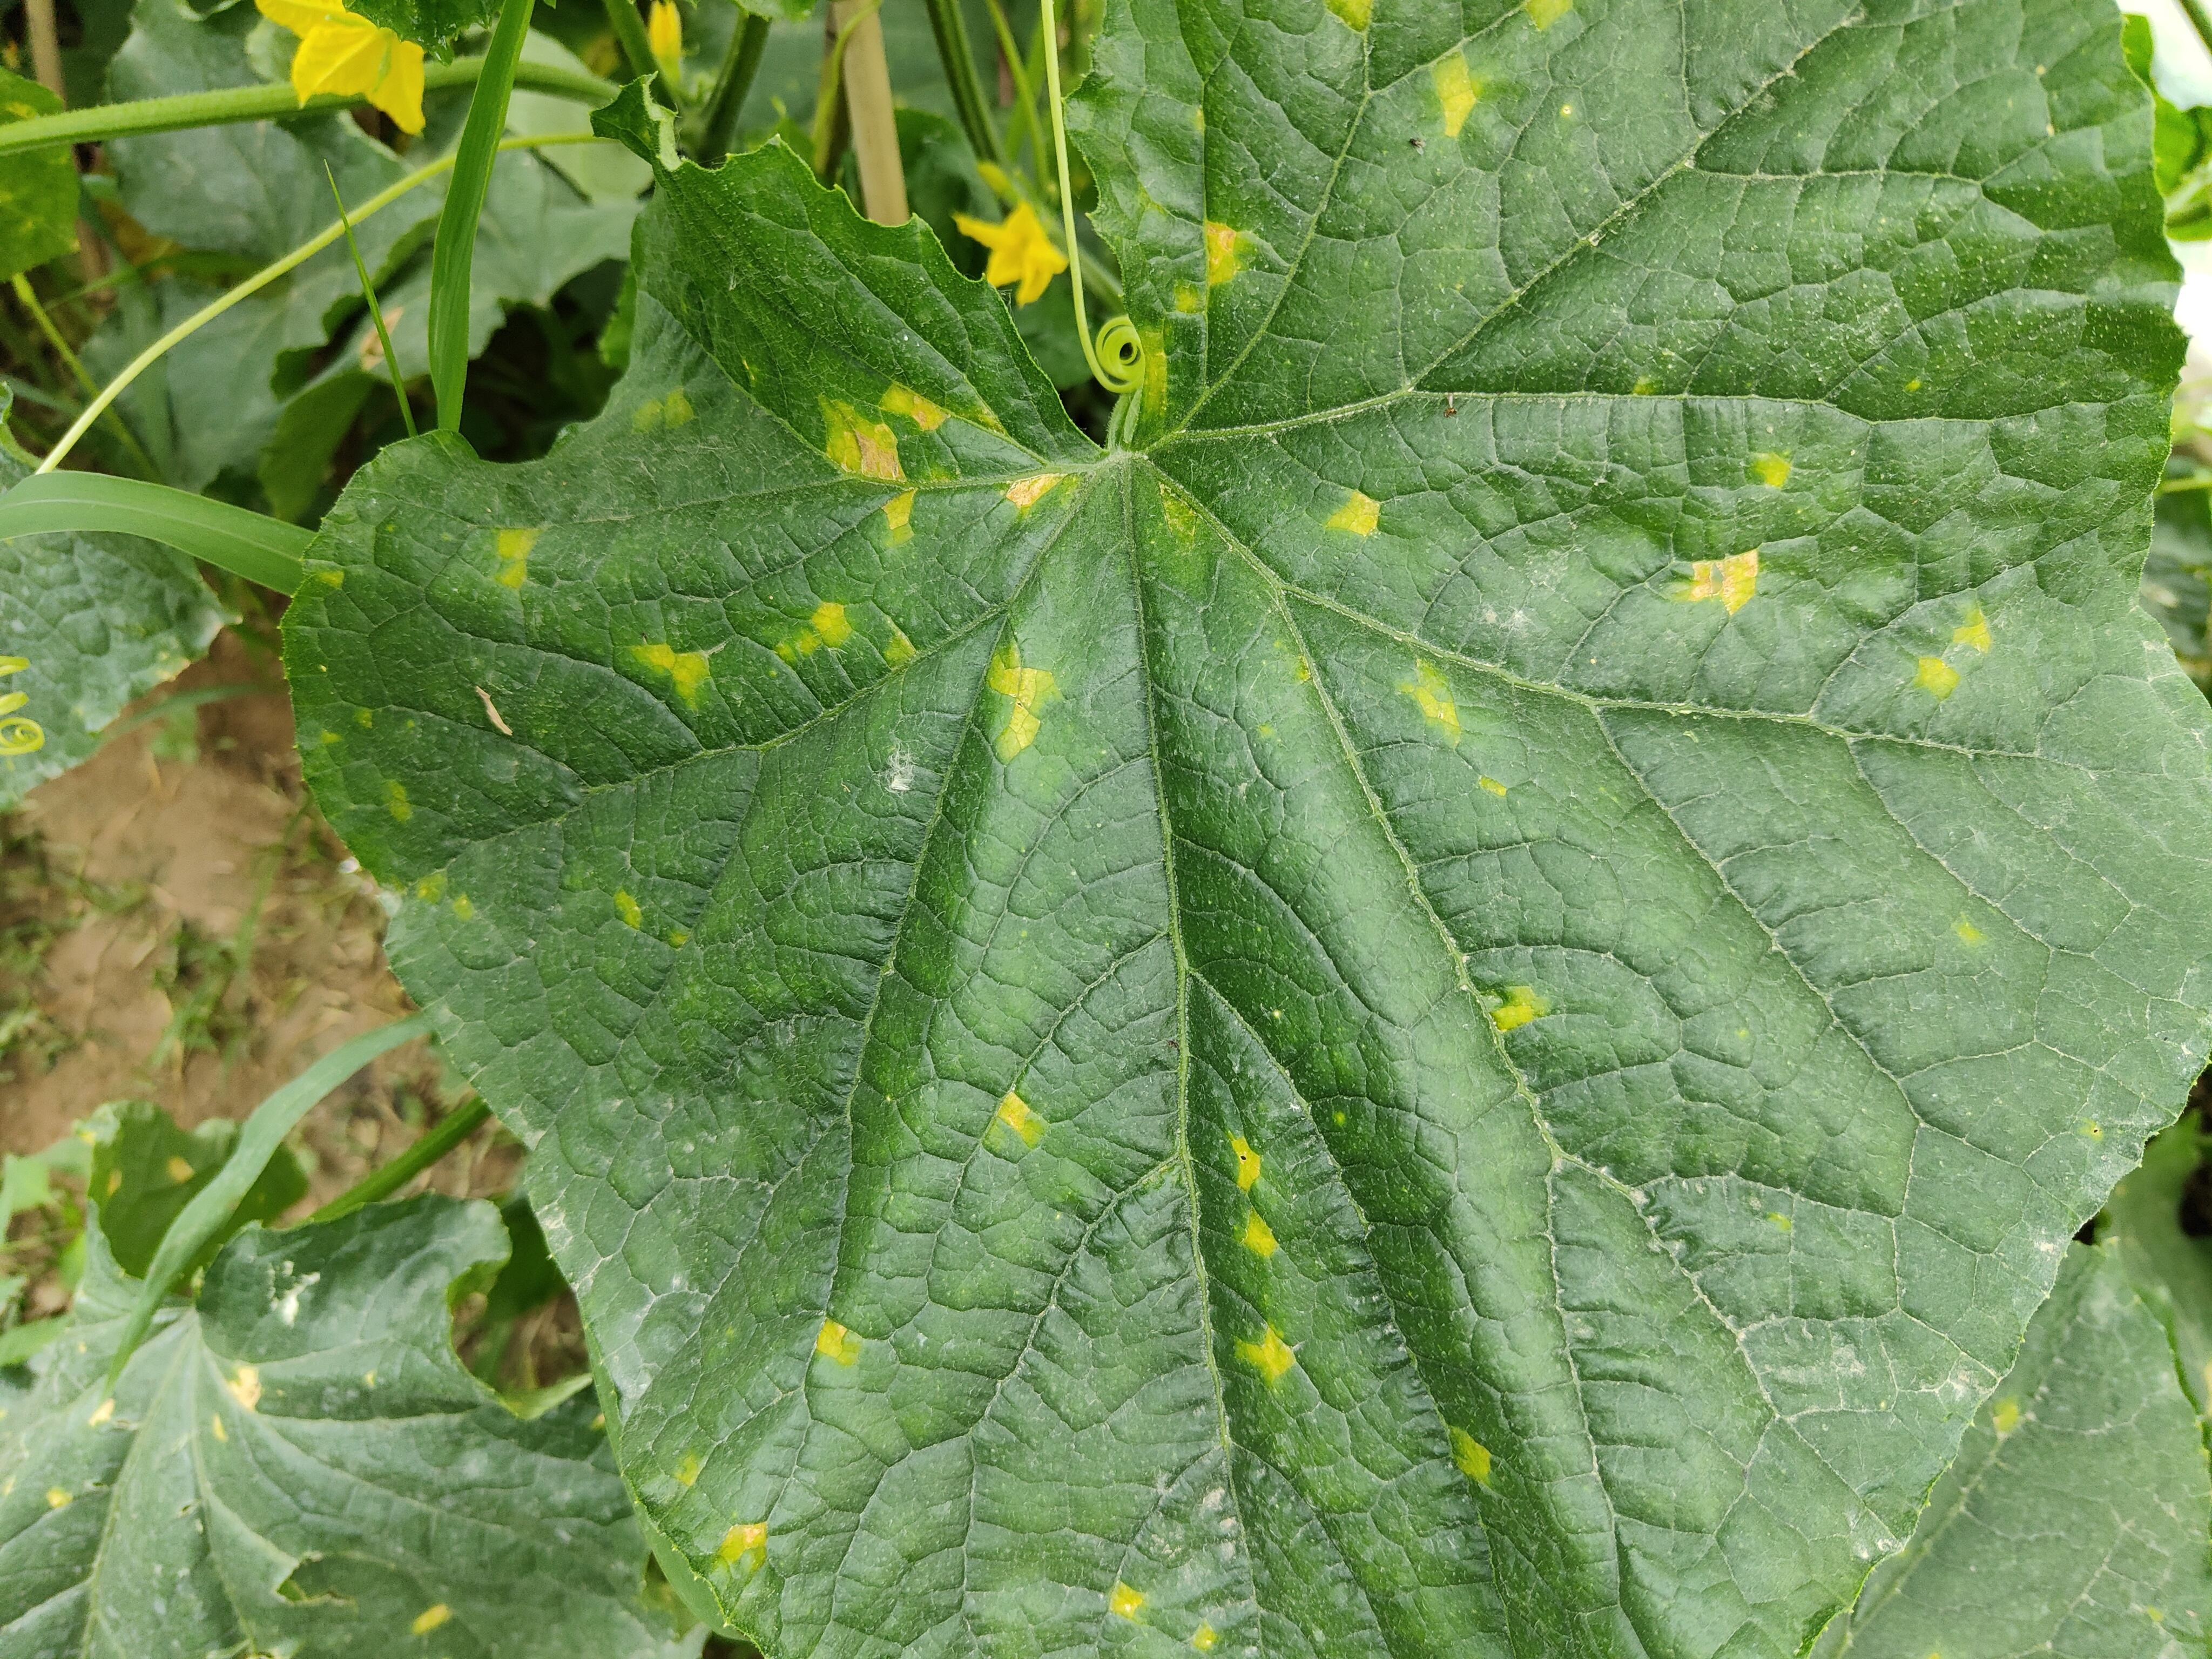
[[1038, 0, 1143, 407], [0, 717, 44, 757], [1092, 316, 1143, 395]]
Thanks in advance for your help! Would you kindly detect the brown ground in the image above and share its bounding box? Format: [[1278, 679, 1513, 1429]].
[[1, 625, 580, 1387]]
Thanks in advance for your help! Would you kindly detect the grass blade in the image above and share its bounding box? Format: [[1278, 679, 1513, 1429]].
[[0, 472, 311, 592], [326, 164, 415, 439], [102, 1012, 433, 1391], [428, 0, 536, 432], [308, 1095, 490, 1225]]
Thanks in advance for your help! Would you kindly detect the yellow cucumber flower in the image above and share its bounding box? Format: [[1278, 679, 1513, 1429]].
[[255, 0, 426, 134], [953, 203, 1068, 306], [647, 0, 683, 75]]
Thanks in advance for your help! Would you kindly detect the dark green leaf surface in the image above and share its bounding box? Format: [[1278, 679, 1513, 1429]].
[[83, 1098, 308, 1282], [286, 0, 2212, 1650], [2106, 1114, 2212, 1416], [0, 1188, 701, 1658], [0, 421, 224, 807], [0, 69, 76, 282], [1815, 1244, 2212, 1658]]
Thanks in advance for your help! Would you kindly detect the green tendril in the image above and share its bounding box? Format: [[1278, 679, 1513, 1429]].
[[1038, 0, 1140, 401]]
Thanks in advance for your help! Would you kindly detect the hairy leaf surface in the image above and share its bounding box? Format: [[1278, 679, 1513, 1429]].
[[0, 1188, 700, 1659], [286, 0, 2212, 1650], [1816, 1243, 2212, 1658]]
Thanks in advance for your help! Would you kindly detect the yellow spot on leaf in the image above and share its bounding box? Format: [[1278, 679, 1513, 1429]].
[[676, 1454, 701, 1487], [883, 489, 915, 543], [1192, 1624, 1219, 1653], [1237, 1324, 1297, 1385], [1479, 775, 1508, 797], [211, 1414, 226, 1441], [1231, 1135, 1261, 1191], [165, 1156, 195, 1184], [412, 1603, 451, 1636], [1449, 1427, 1492, 1484], [1110, 1582, 1145, 1620], [1687, 549, 1758, 615], [1174, 281, 1204, 313], [1491, 986, 1547, 1033], [885, 626, 917, 667], [385, 781, 411, 822], [1991, 1397, 2020, 1437], [1204, 220, 1247, 286], [1324, 0, 1369, 26], [45, 1487, 70, 1508], [987, 642, 1056, 762], [451, 894, 473, 921], [416, 872, 447, 903], [227, 1366, 261, 1411], [1766, 1211, 1793, 1232], [495, 527, 538, 589], [717, 1521, 768, 1565], [1905, 377, 1922, 393], [614, 890, 643, 929], [813, 602, 853, 648], [1953, 605, 1992, 653], [880, 384, 948, 431], [1006, 473, 1064, 510], [1916, 656, 1960, 699], [1954, 916, 1984, 946], [633, 642, 711, 706], [86, 1398, 114, 1427], [663, 387, 694, 427], [319, 568, 343, 587], [995, 1089, 1043, 1148], [815, 1319, 862, 1365], [356, 707, 374, 728], [1327, 490, 1379, 536], [822, 399, 903, 481], [1434, 54, 1477, 137], [2081, 1118, 2103, 1141], [1399, 659, 1461, 743], [1750, 453, 1791, 488], [1242, 1210, 1277, 1257], [1527, 0, 1572, 23]]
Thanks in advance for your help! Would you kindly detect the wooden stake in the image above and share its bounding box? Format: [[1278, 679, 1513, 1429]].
[[830, 0, 907, 225]]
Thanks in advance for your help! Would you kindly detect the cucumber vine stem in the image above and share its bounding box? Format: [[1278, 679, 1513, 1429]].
[[698, 11, 771, 165]]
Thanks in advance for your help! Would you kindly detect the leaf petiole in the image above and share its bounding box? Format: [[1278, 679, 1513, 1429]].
[[308, 1095, 491, 1226]]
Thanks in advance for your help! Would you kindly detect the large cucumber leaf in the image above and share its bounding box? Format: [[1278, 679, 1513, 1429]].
[[283, 0, 2212, 1649], [1816, 1243, 2212, 1657], [0, 1182, 701, 1658]]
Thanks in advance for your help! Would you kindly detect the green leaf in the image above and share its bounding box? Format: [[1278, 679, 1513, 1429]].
[[82, 1098, 308, 1282], [345, 0, 500, 53], [0, 1185, 703, 1658], [285, 0, 2212, 1650], [0, 419, 225, 808], [2106, 1113, 2212, 1417], [0, 69, 77, 282], [2144, 484, 2212, 684], [1815, 1244, 2212, 1657]]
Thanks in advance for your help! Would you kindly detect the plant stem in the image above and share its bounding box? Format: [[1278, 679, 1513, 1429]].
[[922, 0, 1004, 170], [308, 1096, 491, 1225], [598, 0, 665, 97], [36, 133, 599, 476], [2181, 0, 2212, 64], [428, 0, 536, 433], [980, 0, 1040, 185], [698, 11, 771, 165], [22, 0, 63, 100], [1040, 0, 1120, 390], [832, 0, 907, 224], [0, 58, 613, 159], [9, 275, 160, 478]]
